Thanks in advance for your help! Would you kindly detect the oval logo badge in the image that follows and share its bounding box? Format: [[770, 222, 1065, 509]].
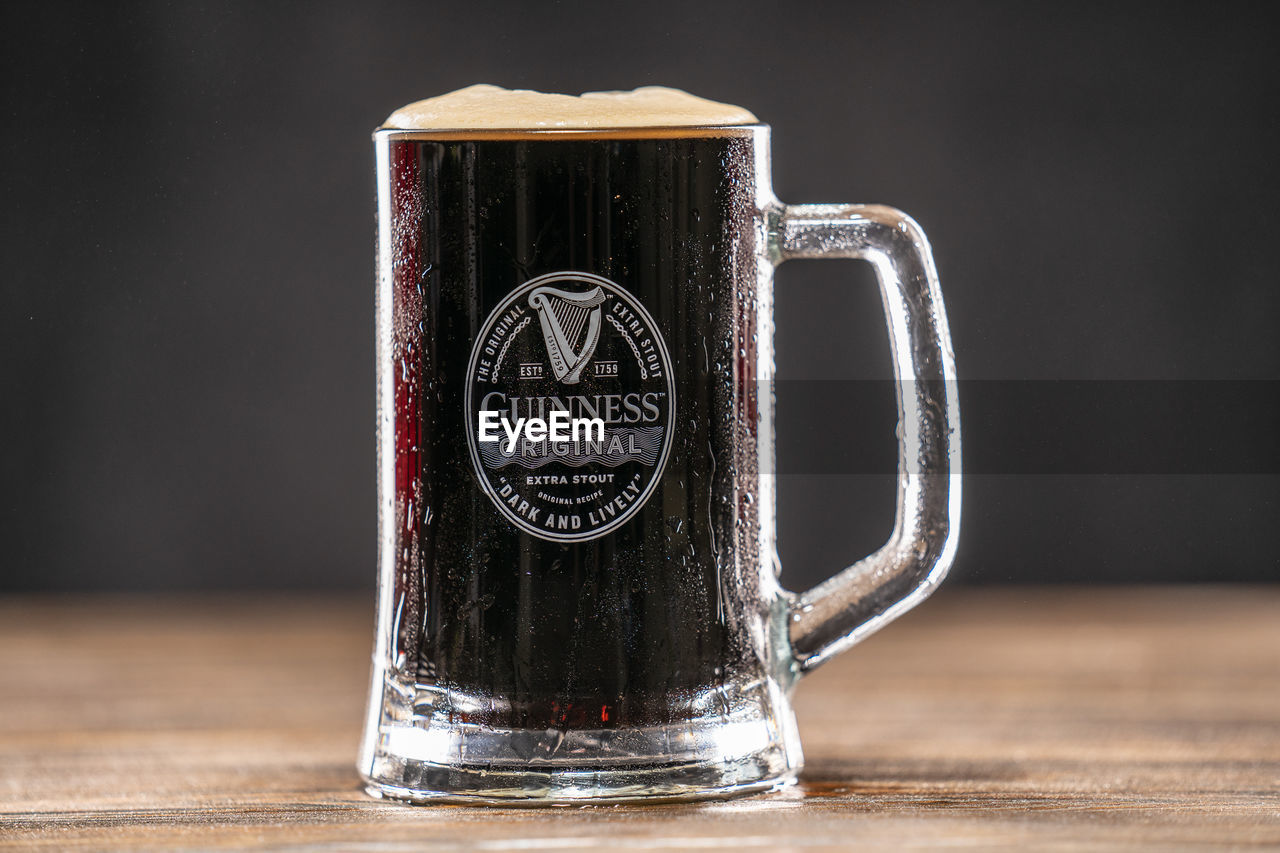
[[465, 272, 675, 542]]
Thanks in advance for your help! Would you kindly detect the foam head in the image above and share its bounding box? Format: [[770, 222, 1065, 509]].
[[383, 85, 758, 130]]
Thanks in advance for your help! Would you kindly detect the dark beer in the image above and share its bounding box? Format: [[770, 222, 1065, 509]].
[[382, 131, 772, 732]]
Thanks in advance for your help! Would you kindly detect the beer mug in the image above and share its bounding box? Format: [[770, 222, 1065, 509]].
[[359, 87, 960, 802]]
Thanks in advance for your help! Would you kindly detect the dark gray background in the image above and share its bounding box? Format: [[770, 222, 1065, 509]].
[[3, 1, 1276, 591]]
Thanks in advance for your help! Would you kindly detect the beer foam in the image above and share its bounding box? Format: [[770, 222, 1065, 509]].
[[383, 85, 757, 130]]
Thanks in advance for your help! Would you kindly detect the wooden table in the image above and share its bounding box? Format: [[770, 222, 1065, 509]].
[[1, 587, 1277, 850]]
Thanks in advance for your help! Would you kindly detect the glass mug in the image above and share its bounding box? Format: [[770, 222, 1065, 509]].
[[359, 113, 960, 803]]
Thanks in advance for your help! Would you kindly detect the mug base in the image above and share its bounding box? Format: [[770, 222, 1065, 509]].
[[362, 768, 797, 805], [360, 677, 803, 804]]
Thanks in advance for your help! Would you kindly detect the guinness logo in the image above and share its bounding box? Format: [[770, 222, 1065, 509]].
[[465, 272, 675, 542]]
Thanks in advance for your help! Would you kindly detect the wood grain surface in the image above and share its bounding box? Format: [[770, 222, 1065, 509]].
[[1, 587, 1277, 850]]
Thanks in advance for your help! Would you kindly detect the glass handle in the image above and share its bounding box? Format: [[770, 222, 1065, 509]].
[[777, 204, 961, 672]]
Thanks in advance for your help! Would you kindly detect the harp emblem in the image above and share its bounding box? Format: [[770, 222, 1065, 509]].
[[528, 285, 607, 384]]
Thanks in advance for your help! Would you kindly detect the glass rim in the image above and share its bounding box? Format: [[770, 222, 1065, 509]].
[[372, 122, 770, 141]]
